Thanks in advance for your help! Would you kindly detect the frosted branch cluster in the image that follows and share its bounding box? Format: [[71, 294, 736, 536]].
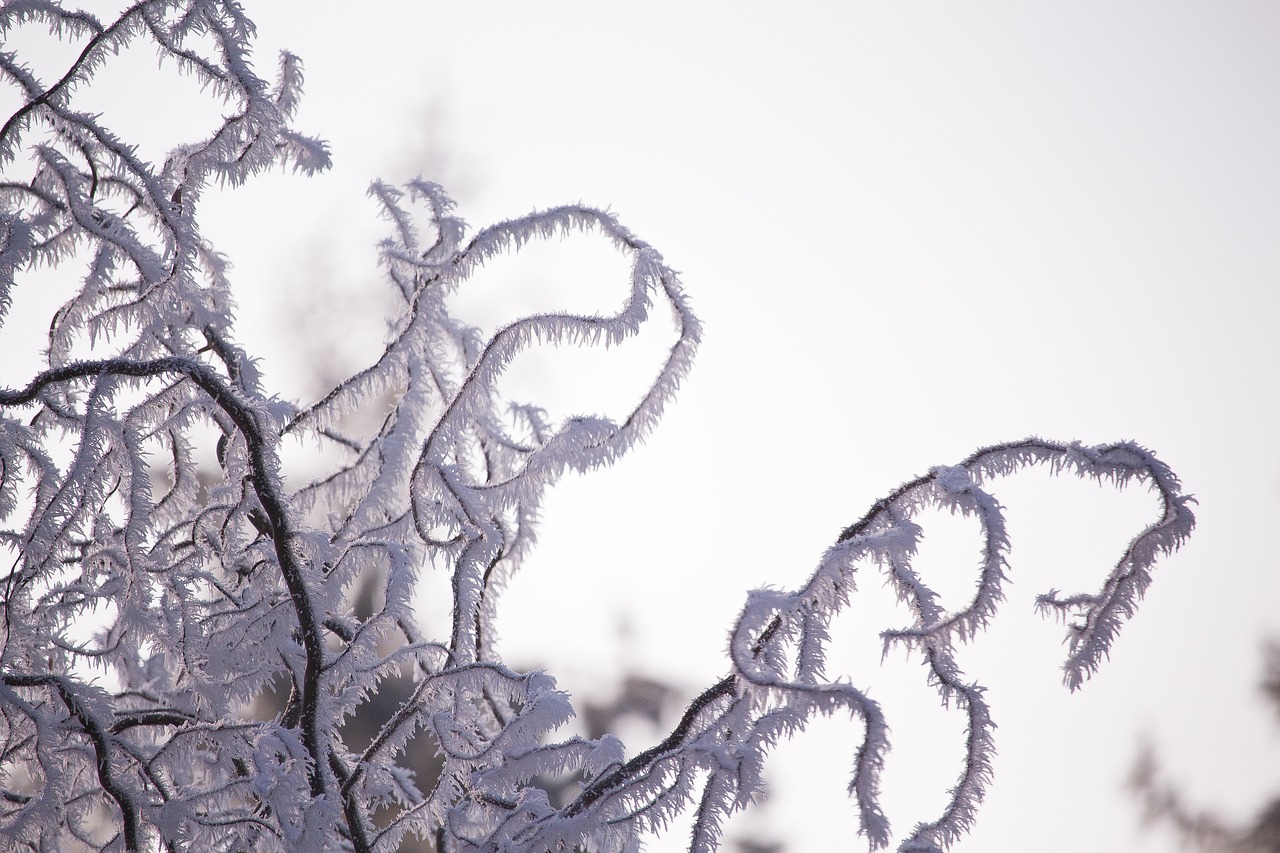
[[0, 3, 1194, 852]]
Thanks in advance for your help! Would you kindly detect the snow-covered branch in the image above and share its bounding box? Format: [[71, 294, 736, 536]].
[[0, 3, 1193, 852]]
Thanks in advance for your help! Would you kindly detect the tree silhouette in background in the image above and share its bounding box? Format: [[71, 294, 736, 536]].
[[0, 3, 1195, 851], [1131, 645, 1280, 853]]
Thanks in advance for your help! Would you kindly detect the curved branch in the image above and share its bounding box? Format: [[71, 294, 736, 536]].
[[0, 356, 332, 799]]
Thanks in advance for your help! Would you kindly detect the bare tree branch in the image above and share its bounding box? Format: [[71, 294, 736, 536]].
[[0, 3, 1193, 852]]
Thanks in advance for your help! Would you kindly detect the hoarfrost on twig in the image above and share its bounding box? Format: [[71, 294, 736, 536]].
[[0, 3, 1193, 851]]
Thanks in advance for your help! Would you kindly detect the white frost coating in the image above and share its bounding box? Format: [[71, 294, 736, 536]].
[[0, 4, 1193, 853], [704, 436, 1195, 851]]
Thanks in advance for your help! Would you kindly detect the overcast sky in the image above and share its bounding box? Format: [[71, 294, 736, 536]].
[[6, 2, 1280, 851]]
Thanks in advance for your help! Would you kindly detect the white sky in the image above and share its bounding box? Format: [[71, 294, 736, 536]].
[[4, 2, 1280, 851]]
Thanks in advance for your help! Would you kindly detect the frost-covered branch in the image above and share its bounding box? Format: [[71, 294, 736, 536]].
[[0, 3, 1194, 852]]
